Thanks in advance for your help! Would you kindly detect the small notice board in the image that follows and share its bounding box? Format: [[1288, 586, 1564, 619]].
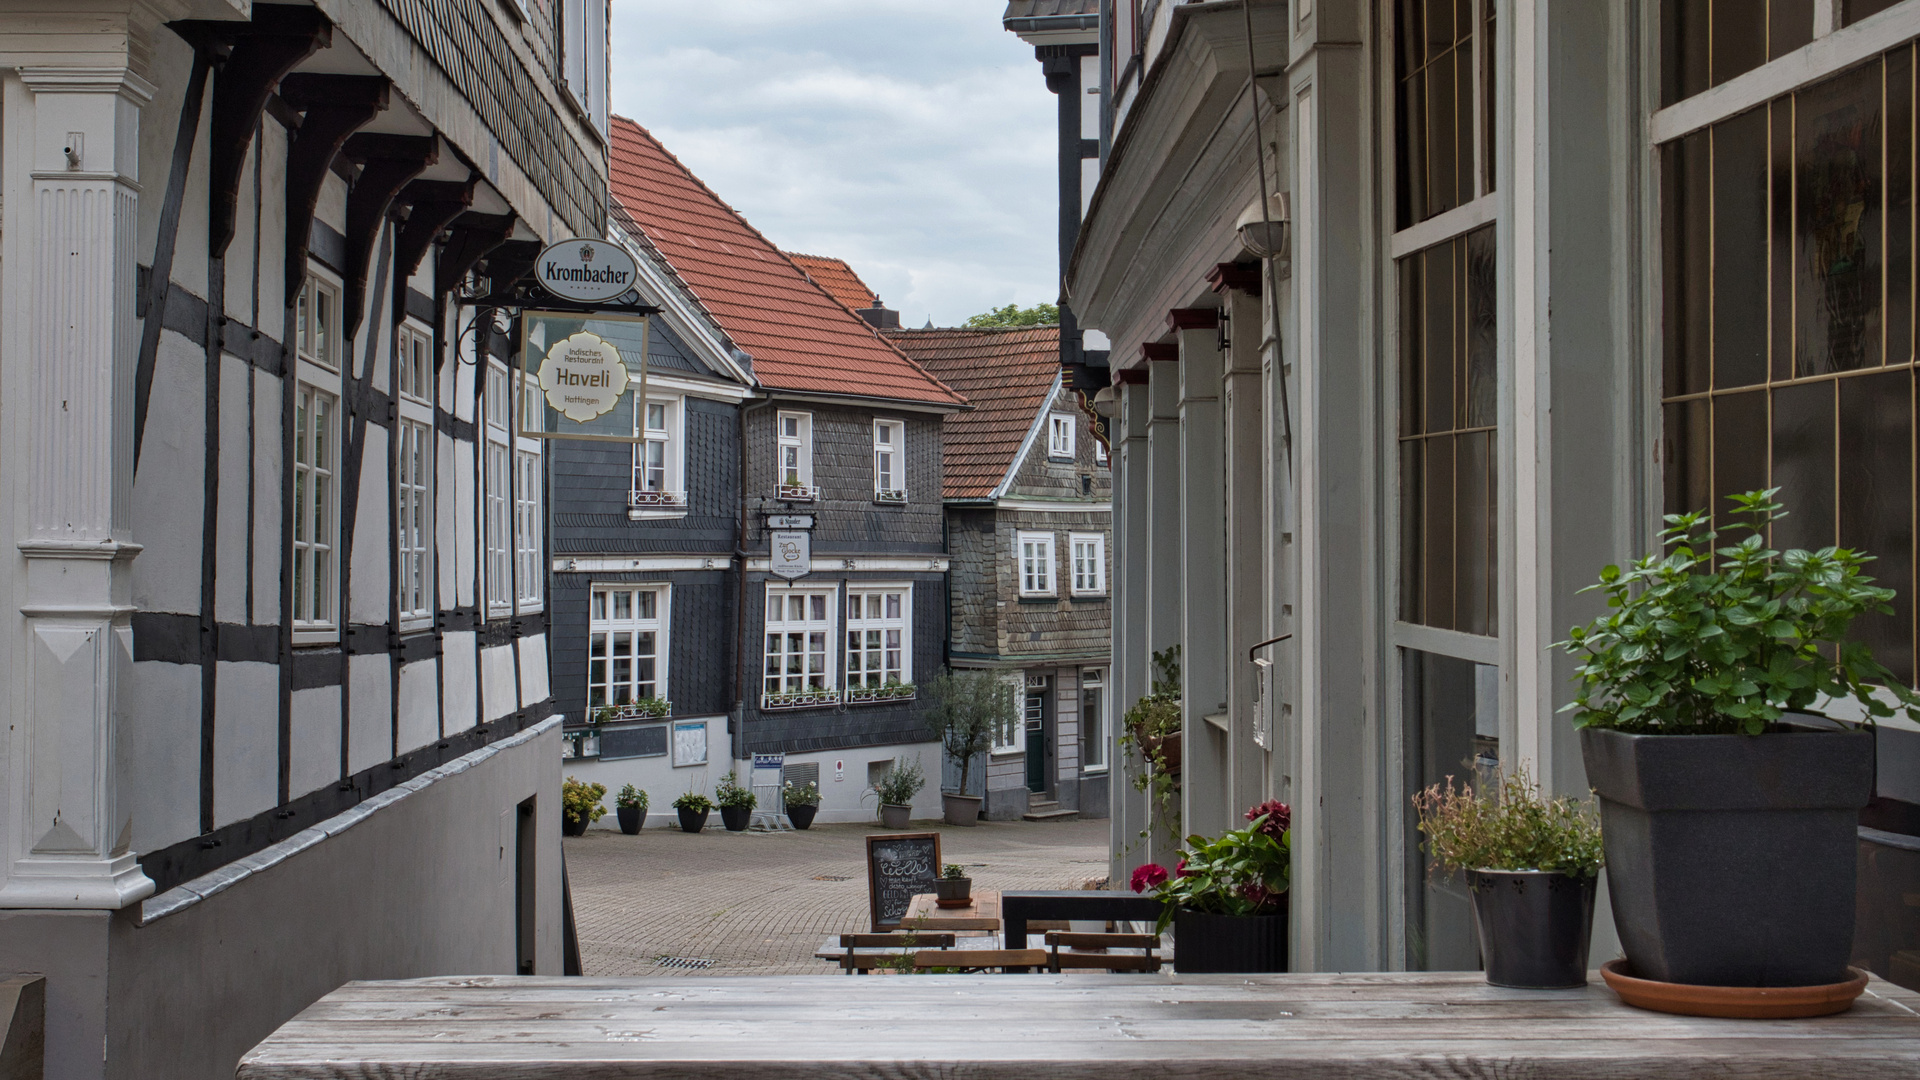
[[865, 832, 942, 932]]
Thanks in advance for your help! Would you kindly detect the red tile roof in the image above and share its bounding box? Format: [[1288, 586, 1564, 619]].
[[785, 253, 879, 312], [885, 326, 1061, 499], [608, 117, 963, 407]]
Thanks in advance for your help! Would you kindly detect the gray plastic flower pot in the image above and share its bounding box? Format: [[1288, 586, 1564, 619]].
[[1581, 721, 1872, 987]]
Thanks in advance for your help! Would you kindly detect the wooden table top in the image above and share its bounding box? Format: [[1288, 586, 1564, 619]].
[[900, 889, 999, 931], [238, 971, 1920, 1079]]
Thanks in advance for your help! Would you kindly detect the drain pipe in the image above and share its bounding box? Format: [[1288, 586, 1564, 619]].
[[733, 396, 776, 766], [1242, 0, 1294, 478]]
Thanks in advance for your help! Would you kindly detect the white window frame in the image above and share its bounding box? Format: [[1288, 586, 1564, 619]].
[[991, 675, 1023, 754], [395, 321, 435, 631], [872, 419, 907, 502], [1081, 667, 1107, 773], [514, 372, 543, 612], [484, 361, 513, 617], [1048, 413, 1076, 459], [763, 585, 838, 705], [587, 584, 670, 714], [1069, 532, 1107, 596], [630, 395, 687, 515], [1096, 439, 1109, 466], [776, 410, 816, 500], [1017, 531, 1056, 597], [845, 584, 912, 690], [292, 273, 342, 643]]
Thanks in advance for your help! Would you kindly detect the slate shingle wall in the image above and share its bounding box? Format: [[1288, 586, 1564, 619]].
[[549, 397, 739, 553], [1008, 385, 1114, 499], [550, 570, 736, 722], [946, 507, 1001, 657], [743, 402, 945, 553]]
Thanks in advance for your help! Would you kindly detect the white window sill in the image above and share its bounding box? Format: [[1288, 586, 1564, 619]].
[[1069, 591, 1109, 600], [628, 508, 690, 521], [990, 748, 1024, 758], [1080, 766, 1110, 777], [397, 617, 434, 635], [292, 628, 338, 647]]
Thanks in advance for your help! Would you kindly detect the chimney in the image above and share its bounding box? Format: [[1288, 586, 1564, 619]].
[[857, 297, 900, 330]]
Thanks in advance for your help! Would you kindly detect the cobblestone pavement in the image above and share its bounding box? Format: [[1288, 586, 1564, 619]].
[[566, 817, 1111, 976]]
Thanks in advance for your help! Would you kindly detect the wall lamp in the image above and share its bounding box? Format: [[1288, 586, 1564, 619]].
[[1235, 191, 1291, 261]]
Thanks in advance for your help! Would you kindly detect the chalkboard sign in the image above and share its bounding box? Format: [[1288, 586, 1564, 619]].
[[865, 832, 943, 932], [597, 724, 667, 761]]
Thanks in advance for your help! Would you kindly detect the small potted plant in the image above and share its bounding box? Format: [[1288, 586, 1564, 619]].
[[1413, 767, 1603, 989], [615, 784, 648, 834], [561, 776, 607, 837], [1559, 490, 1920, 1009], [783, 779, 822, 830], [1132, 800, 1289, 972], [871, 757, 925, 829], [924, 670, 1011, 826], [672, 791, 713, 833], [715, 772, 756, 832], [934, 863, 972, 907]]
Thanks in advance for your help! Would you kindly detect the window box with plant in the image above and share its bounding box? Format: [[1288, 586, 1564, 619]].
[[592, 699, 672, 724], [1130, 800, 1289, 973], [1118, 646, 1181, 842], [783, 779, 822, 830], [925, 670, 1014, 826], [672, 792, 713, 833], [846, 679, 915, 705], [869, 757, 925, 829], [1558, 490, 1920, 1013], [873, 489, 908, 505], [760, 689, 841, 711], [615, 784, 649, 835], [1414, 768, 1603, 990], [562, 777, 607, 837], [715, 772, 757, 832], [935, 863, 972, 907]]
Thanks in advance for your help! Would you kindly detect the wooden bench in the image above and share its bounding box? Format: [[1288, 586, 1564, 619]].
[[1045, 930, 1162, 972]]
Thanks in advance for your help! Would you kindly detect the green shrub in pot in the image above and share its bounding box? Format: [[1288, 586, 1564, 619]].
[[1557, 489, 1920, 989]]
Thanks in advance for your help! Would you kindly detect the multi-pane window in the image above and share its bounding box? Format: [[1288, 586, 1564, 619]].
[[1081, 669, 1106, 771], [1394, 0, 1498, 637], [293, 276, 340, 637], [588, 586, 668, 709], [398, 322, 431, 403], [631, 398, 685, 509], [873, 419, 906, 500], [515, 442, 542, 608], [484, 363, 512, 614], [1070, 533, 1106, 595], [992, 678, 1023, 752], [1018, 532, 1056, 596], [777, 410, 814, 497], [846, 587, 910, 687], [764, 588, 836, 699], [1659, 34, 1920, 684], [1049, 414, 1076, 458], [396, 323, 434, 629]]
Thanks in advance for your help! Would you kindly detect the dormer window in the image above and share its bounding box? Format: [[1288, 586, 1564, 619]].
[[1048, 413, 1076, 459], [777, 410, 816, 500], [873, 419, 906, 503]]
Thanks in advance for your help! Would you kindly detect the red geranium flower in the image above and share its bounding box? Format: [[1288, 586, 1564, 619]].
[[1245, 799, 1292, 839], [1129, 863, 1169, 892], [1176, 856, 1194, 877]]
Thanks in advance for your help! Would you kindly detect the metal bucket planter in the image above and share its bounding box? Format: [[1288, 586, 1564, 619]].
[[1172, 906, 1287, 973], [1582, 723, 1872, 986], [1467, 870, 1597, 989], [616, 806, 646, 835], [943, 793, 983, 827], [879, 803, 911, 829]]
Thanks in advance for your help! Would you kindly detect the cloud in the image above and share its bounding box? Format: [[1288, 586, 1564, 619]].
[[609, 1, 1061, 327]]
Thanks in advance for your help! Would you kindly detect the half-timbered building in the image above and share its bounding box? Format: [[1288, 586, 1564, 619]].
[[0, 0, 608, 1074]]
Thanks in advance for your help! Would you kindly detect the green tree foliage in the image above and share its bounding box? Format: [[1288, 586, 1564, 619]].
[[924, 669, 1018, 793], [963, 302, 1059, 328]]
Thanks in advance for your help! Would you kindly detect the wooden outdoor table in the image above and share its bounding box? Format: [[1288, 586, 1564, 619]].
[[238, 971, 1920, 1079], [899, 889, 999, 931]]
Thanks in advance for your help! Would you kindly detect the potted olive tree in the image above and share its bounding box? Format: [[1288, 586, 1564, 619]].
[[615, 785, 648, 834], [673, 791, 713, 833], [783, 779, 821, 830], [924, 670, 1011, 826], [1559, 490, 1919, 1009], [1131, 800, 1290, 972], [1413, 768, 1603, 989], [715, 772, 756, 832], [871, 758, 925, 829], [561, 777, 607, 837]]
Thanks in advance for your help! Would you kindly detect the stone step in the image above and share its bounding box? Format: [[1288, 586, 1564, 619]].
[[1021, 807, 1079, 822]]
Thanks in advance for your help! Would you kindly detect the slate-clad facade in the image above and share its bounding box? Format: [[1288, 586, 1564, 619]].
[[0, 0, 609, 1074]]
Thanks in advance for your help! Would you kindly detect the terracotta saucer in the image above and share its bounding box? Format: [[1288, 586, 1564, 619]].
[[934, 897, 973, 909], [1600, 958, 1869, 1019]]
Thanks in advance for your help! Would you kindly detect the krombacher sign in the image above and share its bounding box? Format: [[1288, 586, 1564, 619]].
[[537, 237, 638, 303]]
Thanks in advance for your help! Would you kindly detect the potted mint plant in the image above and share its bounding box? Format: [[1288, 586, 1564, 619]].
[[1131, 800, 1289, 972], [1559, 490, 1919, 1000], [1413, 768, 1603, 989]]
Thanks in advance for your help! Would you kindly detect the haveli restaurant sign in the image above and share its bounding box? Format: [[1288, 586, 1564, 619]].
[[538, 331, 628, 422], [537, 237, 638, 303]]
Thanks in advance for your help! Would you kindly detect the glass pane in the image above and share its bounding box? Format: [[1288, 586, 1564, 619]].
[[1402, 649, 1500, 971], [867, 594, 881, 619], [1713, 389, 1774, 536], [1464, 227, 1496, 427], [1714, 105, 1771, 390], [1423, 434, 1457, 630], [1422, 242, 1457, 433], [1769, 0, 1813, 61], [1891, 46, 1915, 368], [1796, 60, 1885, 376], [1456, 430, 1492, 637], [1771, 380, 1838, 552], [886, 593, 901, 620], [638, 590, 656, 619], [789, 595, 805, 621], [1839, 369, 1915, 684], [614, 591, 631, 620], [1844, 0, 1904, 24], [1664, 130, 1714, 397], [810, 594, 826, 621], [1663, 398, 1713, 519]]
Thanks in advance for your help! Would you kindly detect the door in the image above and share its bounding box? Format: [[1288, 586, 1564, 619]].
[[1024, 675, 1050, 793]]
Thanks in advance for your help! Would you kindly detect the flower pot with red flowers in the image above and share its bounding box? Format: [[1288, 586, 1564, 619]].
[[1133, 800, 1291, 973]]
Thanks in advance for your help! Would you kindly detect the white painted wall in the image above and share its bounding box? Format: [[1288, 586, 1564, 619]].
[[570, 738, 946, 828]]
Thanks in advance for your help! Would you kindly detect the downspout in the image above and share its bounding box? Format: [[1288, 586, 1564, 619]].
[[734, 395, 776, 765], [1243, 0, 1293, 476]]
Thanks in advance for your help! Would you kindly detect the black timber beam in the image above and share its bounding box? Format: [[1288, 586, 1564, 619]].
[[392, 178, 476, 287], [340, 133, 438, 336], [437, 211, 518, 297], [280, 73, 389, 300]]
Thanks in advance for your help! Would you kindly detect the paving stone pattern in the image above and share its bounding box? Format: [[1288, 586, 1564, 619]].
[[566, 818, 1111, 976]]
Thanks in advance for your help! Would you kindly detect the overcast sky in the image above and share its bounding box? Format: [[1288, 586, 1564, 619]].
[[608, 1, 1060, 328]]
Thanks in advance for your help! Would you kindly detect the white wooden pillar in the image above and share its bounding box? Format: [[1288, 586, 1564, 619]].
[[0, 66, 155, 908], [1222, 285, 1268, 812], [1176, 318, 1229, 841], [1109, 379, 1152, 878], [1142, 354, 1182, 864]]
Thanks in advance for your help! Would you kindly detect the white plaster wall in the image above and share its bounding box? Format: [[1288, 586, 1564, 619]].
[[397, 659, 439, 755], [213, 661, 280, 828], [574, 739, 947, 829], [451, 437, 475, 608], [315, 170, 347, 235], [256, 120, 289, 319], [215, 354, 252, 624], [518, 634, 550, 711], [251, 367, 282, 624], [123, 662, 201, 853], [481, 644, 517, 723], [436, 430, 458, 605], [348, 654, 393, 774], [348, 424, 389, 625], [131, 330, 204, 614], [443, 631, 479, 734], [289, 686, 342, 798], [223, 141, 256, 323]]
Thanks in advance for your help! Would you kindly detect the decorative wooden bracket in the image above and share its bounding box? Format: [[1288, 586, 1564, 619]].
[[279, 73, 389, 301], [183, 4, 331, 258], [1207, 262, 1262, 295], [339, 133, 438, 336], [392, 178, 476, 288], [1167, 308, 1220, 331], [437, 211, 518, 297]]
